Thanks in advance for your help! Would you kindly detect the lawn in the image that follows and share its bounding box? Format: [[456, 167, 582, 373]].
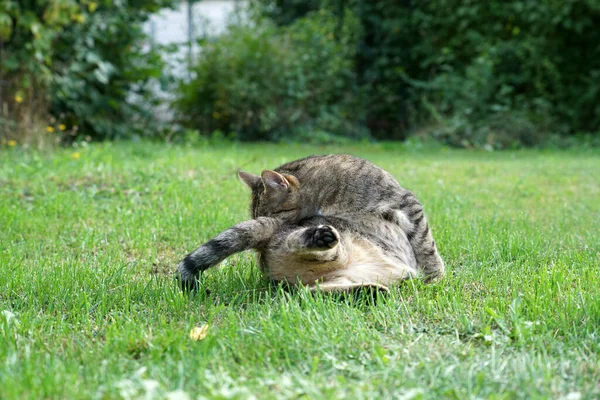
[[1, 141, 599, 399]]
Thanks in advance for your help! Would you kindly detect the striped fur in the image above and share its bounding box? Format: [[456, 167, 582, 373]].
[[178, 154, 444, 291]]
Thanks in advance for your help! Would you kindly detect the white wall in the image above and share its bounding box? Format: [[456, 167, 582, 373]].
[[141, 1, 247, 121], [145, 1, 247, 77], [147, 1, 244, 45]]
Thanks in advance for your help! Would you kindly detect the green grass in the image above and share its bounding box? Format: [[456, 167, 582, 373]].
[[1, 141, 599, 399]]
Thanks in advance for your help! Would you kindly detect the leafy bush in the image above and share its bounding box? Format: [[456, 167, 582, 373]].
[[0, 0, 73, 142], [0, 0, 173, 143], [256, 0, 600, 147], [49, 2, 172, 140], [174, 10, 367, 142], [409, 0, 600, 147]]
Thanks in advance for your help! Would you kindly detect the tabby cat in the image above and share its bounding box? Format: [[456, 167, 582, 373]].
[[178, 154, 444, 292]]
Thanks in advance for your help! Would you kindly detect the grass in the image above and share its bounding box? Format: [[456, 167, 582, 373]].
[[1, 141, 599, 399]]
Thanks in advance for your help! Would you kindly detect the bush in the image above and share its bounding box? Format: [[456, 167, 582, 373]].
[[410, 0, 600, 147], [255, 0, 600, 148], [174, 10, 367, 142], [49, 2, 173, 140], [0, 0, 173, 143]]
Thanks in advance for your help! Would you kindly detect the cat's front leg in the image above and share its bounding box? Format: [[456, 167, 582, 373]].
[[178, 217, 282, 290]]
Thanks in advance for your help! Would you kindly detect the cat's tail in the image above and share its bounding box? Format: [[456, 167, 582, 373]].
[[396, 190, 445, 282]]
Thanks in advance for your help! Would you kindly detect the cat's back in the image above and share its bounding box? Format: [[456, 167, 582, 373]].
[[275, 154, 404, 211], [276, 154, 398, 187], [276, 154, 369, 173]]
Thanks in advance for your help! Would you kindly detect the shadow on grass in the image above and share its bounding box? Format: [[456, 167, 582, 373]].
[[177, 269, 429, 310]]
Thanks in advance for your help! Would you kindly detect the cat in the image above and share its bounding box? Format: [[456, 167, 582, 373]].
[[178, 154, 445, 292]]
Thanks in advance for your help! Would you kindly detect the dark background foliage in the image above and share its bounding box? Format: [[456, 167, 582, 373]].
[[2, 0, 599, 148], [245, 0, 600, 147]]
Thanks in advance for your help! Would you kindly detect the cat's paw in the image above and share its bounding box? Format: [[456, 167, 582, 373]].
[[305, 225, 339, 249], [176, 274, 199, 292], [177, 258, 200, 291]]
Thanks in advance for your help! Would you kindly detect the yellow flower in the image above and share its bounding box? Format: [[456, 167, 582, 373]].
[[15, 95, 23, 104], [8, 140, 17, 147], [46, 126, 55, 133], [189, 325, 209, 341], [88, 2, 98, 13], [59, 124, 66, 131], [72, 14, 85, 24], [72, 152, 81, 160]]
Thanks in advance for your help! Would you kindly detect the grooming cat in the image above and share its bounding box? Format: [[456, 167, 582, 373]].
[[178, 154, 444, 292]]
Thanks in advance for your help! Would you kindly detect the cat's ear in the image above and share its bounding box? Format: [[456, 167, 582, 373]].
[[238, 171, 261, 188], [261, 170, 289, 190], [283, 174, 300, 188]]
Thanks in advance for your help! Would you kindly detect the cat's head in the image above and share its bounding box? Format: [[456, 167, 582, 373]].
[[238, 170, 301, 220]]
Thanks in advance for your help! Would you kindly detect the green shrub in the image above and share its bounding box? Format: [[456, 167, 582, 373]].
[[255, 0, 600, 148], [174, 10, 367, 142], [49, 2, 173, 140], [410, 1, 599, 147], [0, 0, 173, 143]]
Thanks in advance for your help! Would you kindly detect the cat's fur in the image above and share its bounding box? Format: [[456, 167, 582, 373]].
[[178, 154, 444, 292]]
